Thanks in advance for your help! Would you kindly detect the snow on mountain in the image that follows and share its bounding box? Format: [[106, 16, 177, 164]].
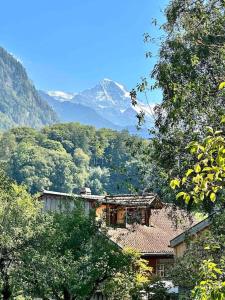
[[47, 91, 75, 102], [39, 90, 118, 130], [41, 79, 154, 137], [72, 78, 154, 127]]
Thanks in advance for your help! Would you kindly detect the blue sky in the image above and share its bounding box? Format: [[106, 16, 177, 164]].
[[0, 0, 168, 102]]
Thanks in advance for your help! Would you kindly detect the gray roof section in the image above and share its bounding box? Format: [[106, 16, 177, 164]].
[[40, 190, 104, 201], [40, 191, 162, 207], [41, 190, 72, 197], [170, 215, 213, 247], [102, 193, 163, 207]]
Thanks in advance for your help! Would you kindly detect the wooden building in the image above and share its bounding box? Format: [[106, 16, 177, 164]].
[[106, 206, 192, 277], [96, 193, 163, 226], [170, 216, 212, 257], [39, 188, 104, 214], [39, 189, 193, 278]]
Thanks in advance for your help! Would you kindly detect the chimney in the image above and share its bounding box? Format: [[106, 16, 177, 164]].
[[80, 187, 92, 195]]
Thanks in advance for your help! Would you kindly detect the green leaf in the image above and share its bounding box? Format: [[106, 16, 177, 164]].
[[184, 194, 190, 204], [207, 174, 214, 181], [200, 192, 204, 201], [219, 82, 225, 90], [190, 146, 198, 154], [176, 192, 187, 199], [204, 245, 210, 250], [206, 126, 214, 134], [212, 186, 219, 193], [215, 130, 223, 135], [170, 179, 180, 189], [186, 169, 194, 177], [198, 153, 203, 160], [194, 164, 201, 173], [203, 167, 212, 172], [182, 177, 187, 184], [210, 192, 216, 202], [194, 185, 199, 193]]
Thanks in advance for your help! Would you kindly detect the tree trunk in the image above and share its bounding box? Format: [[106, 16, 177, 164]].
[[63, 288, 72, 300], [2, 276, 11, 300]]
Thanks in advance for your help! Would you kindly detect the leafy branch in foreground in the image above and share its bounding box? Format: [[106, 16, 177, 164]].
[[192, 259, 225, 300], [170, 116, 225, 210]]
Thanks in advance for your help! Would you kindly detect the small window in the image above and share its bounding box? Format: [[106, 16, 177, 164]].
[[156, 264, 165, 278], [126, 208, 142, 224]]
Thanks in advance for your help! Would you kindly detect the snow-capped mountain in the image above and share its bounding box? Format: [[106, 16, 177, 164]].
[[39, 90, 119, 130], [72, 78, 153, 128], [40, 79, 154, 136], [73, 79, 130, 109]]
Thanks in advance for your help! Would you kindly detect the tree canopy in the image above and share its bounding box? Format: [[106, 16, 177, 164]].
[[132, 0, 225, 204], [0, 170, 43, 299], [0, 123, 150, 195], [0, 170, 151, 299]]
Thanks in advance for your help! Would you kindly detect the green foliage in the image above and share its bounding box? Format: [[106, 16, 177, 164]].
[[170, 117, 225, 211], [127, 138, 177, 203], [0, 172, 150, 299], [0, 123, 148, 195], [133, 0, 225, 205], [87, 166, 110, 194], [0, 170, 43, 299], [170, 231, 217, 292], [192, 260, 225, 300], [145, 276, 178, 300], [103, 247, 151, 300], [23, 203, 151, 300], [170, 212, 225, 299], [131, 0, 225, 297], [219, 82, 225, 90]]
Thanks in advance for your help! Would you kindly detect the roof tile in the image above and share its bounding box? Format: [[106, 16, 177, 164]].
[[107, 207, 194, 255]]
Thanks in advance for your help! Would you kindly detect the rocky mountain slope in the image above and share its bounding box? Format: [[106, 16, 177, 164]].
[[0, 47, 58, 130]]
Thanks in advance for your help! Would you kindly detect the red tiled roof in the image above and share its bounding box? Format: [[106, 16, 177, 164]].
[[107, 207, 194, 255]]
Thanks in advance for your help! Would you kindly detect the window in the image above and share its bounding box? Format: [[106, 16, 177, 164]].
[[126, 208, 143, 224], [156, 264, 165, 278]]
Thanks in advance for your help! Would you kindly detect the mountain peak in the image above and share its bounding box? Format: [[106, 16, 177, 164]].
[[41, 78, 154, 135], [102, 78, 113, 82], [99, 78, 129, 97]]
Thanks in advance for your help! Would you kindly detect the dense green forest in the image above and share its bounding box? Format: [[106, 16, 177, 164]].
[[0, 122, 150, 195]]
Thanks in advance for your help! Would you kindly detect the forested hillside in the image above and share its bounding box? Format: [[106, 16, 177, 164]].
[[0, 47, 58, 129], [0, 123, 149, 194]]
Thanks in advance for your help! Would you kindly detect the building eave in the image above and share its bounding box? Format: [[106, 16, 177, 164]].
[[141, 252, 174, 257], [39, 190, 104, 201], [170, 214, 214, 248]]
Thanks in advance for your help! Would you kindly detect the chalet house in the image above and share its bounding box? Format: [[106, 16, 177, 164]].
[[170, 215, 213, 257], [39, 188, 193, 278]]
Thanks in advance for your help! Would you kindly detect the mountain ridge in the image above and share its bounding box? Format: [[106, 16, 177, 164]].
[[42, 78, 153, 136], [39, 90, 120, 130], [0, 47, 58, 130], [0, 46, 152, 137]]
